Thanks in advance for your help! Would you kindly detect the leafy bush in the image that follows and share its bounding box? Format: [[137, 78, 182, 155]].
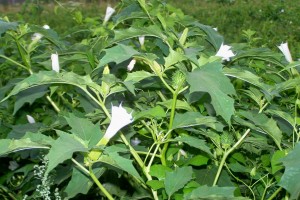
[[1, 0, 300, 199]]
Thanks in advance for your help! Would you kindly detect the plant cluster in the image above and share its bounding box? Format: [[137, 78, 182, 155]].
[[1, 0, 300, 199]]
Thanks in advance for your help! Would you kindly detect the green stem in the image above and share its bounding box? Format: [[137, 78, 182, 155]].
[[71, 158, 89, 175], [46, 95, 61, 113], [0, 55, 29, 72], [89, 165, 114, 200], [213, 128, 251, 186], [267, 187, 282, 200], [160, 92, 178, 166]]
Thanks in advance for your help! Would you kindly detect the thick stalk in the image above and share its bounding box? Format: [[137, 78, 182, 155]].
[[89, 165, 114, 200], [160, 92, 178, 166], [266, 187, 282, 200], [213, 129, 251, 186]]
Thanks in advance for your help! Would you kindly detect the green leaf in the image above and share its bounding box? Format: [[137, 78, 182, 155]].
[[124, 70, 154, 83], [64, 113, 103, 148], [13, 86, 48, 114], [223, 67, 271, 92], [185, 185, 244, 200], [64, 166, 105, 198], [134, 106, 166, 120], [1, 71, 102, 103], [164, 49, 186, 68], [146, 180, 164, 190], [172, 112, 223, 131], [185, 155, 209, 167], [0, 20, 18, 35], [271, 150, 286, 174], [279, 143, 300, 199], [238, 110, 282, 150], [45, 131, 88, 174], [149, 164, 172, 180], [158, 99, 194, 111], [0, 138, 49, 156], [174, 135, 213, 157], [193, 22, 224, 50], [99, 44, 139, 67], [187, 62, 235, 123], [165, 166, 193, 198]]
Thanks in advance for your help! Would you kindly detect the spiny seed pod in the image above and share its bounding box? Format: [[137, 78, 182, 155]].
[[171, 71, 186, 90], [220, 132, 235, 149]]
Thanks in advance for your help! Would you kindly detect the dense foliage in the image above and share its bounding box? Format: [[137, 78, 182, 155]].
[[1, 0, 300, 199]]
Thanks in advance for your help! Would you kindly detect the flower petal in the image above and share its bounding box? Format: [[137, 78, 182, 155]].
[[278, 42, 293, 63], [26, 115, 36, 124], [104, 6, 115, 23], [216, 43, 235, 61], [127, 59, 136, 71], [51, 53, 60, 72]]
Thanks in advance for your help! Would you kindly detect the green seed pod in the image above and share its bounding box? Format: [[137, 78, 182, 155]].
[[171, 70, 186, 90]]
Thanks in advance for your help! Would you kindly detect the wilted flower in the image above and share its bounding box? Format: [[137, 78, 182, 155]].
[[103, 104, 133, 140], [127, 59, 136, 71], [26, 115, 36, 124], [51, 53, 59, 72], [139, 36, 145, 46], [216, 43, 235, 61], [278, 42, 293, 63], [103, 6, 115, 24]]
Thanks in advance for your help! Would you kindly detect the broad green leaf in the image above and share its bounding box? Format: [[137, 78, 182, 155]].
[[266, 109, 294, 127], [194, 167, 235, 187], [223, 67, 271, 92], [146, 180, 164, 190], [112, 25, 166, 44], [193, 22, 224, 50], [134, 106, 166, 120], [113, 3, 146, 25], [185, 185, 245, 200], [0, 138, 49, 156], [99, 44, 139, 67], [149, 164, 172, 180], [64, 113, 103, 148], [104, 146, 143, 181], [22, 132, 55, 145], [185, 155, 209, 167], [0, 20, 18, 35], [279, 142, 300, 199], [165, 166, 193, 198], [64, 166, 105, 198], [13, 86, 48, 114], [45, 131, 88, 174], [187, 62, 235, 123], [174, 135, 213, 157], [158, 99, 194, 111], [164, 49, 186, 68], [0, 71, 102, 103], [270, 77, 300, 95], [271, 150, 286, 174], [124, 70, 154, 83], [238, 110, 282, 150], [172, 112, 223, 131]]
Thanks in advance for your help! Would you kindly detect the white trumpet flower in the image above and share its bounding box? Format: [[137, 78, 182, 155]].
[[216, 43, 235, 61], [103, 104, 133, 140], [31, 24, 50, 41], [278, 42, 293, 63], [127, 59, 136, 71], [26, 115, 36, 124], [103, 6, 115, 24], [139, 36, 145, 46], [51, 53, 59, 72]]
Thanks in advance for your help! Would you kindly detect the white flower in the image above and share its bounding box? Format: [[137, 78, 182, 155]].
[[278, 42, 293, 63], [51, 53, 59, 72], [139, 36, 145, 46], [26, 115, 36, 124], [131, 137, 141, 146], [216, 43, 235, 61], [103, 6, 115, 23], [213, 27, 218, 31], [127, 59, 136, 71], [31, 24, 50, 41], [43, 24, 50, 29], [104, 104, 133, 140]]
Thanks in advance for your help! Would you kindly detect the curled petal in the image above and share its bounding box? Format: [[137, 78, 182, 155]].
[[104, 6, 115, 23], [26, 115, 36, 124], [278, 42, 293, 63], [104, 104, 133, 140], [127, 59, 136, 71], [216, 43, 235, 61], [51, 53, 60, 72]]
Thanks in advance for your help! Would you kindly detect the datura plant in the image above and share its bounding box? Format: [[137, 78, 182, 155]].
[[0, 0, 300, 199]]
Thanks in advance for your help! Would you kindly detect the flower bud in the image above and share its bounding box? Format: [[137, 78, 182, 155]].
[[51, 53, 59, 72]]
